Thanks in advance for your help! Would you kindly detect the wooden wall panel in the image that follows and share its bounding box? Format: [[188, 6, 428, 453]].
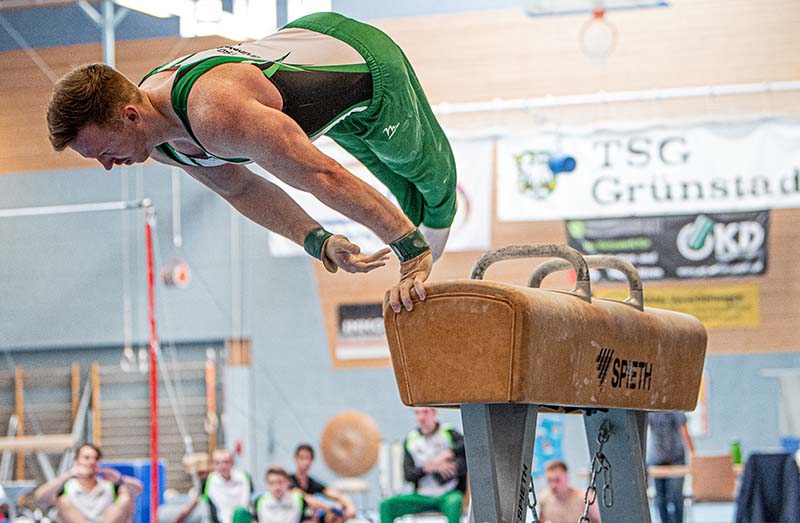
[[376, 0, 800, 102]]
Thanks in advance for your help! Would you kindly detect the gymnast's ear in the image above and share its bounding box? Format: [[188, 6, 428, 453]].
[[122, 105, 141, 124]]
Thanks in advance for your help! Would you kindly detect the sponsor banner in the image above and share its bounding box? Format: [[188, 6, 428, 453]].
[[497, 119, 800, 221], [566, 211, 769, 280], [594, 284, 760, 328], [335, 303, 389, 361], [266, 137, 493, 256]]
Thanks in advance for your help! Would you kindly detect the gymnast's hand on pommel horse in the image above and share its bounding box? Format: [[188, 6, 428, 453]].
[[383, 244, 708, 523], [45, 13, 456, 313]]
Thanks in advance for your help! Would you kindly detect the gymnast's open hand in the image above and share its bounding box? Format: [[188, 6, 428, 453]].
[[388, 251, 433, 312], [321, 234, 391, 274]]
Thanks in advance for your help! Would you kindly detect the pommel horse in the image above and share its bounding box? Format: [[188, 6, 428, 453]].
[[383, 244, 707, 523]]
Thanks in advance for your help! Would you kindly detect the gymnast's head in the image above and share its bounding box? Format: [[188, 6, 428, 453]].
[[47, 64, 151, 171]]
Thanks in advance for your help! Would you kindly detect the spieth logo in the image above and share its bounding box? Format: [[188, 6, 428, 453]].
[[596, 347, 615, 388], [514, 151, 559, 200], [596, 346, 654, 391], [676, 215, 765, 262]]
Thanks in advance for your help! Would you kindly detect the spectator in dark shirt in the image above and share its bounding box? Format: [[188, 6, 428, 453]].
[[648, 412, 695, 523], [290, 444, 355, 522]]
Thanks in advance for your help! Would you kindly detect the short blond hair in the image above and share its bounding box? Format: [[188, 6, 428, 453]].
[[47, 63, 141, 151]]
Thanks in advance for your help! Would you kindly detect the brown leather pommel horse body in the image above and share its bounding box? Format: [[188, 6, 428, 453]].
[[384, 244, 707, 523]]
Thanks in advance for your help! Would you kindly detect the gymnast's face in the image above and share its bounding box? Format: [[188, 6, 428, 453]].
[[70, 107, 150, 171]]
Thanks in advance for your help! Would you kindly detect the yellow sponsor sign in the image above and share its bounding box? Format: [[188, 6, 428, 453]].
[[594, 284, 760, 328]]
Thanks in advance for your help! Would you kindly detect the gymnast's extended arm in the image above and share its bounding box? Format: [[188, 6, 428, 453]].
[[184, 68, 417, 248], [183, 73, 435, 311], [150, 150, 389, 274]]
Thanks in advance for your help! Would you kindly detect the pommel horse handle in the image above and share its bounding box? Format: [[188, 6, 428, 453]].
[[470, 244, 592, 303], [528, 255, 644, 311]]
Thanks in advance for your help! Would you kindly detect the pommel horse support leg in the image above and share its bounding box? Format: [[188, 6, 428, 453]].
[[384, 244, 707, 523]]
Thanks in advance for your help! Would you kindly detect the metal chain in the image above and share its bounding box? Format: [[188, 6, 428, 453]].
[[601, 451, 614, 508], [579, 421, 614, 522], [528, 470, 541, 523]]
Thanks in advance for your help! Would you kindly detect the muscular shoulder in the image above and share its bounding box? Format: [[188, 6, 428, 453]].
[[185, 64, 287, 157], [189, 63, 282, 117]]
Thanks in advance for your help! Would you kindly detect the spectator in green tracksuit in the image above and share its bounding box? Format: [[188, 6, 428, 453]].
[[380, 408, 467, 523]]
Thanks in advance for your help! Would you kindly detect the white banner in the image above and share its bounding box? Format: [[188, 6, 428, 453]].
[[497, 119, 800, 221], [264, 137, 493, 256]]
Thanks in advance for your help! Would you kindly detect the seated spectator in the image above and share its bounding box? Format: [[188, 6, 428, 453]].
[[379, 407, 467, 523], [254, 467, 305, 523], [538, 460, 600, 523], [290, 444, 355, 522], [34, 443, 143, 523], [173, 448, 253, 523]]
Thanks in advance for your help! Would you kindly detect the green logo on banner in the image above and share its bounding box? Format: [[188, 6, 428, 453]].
[[567, 220, 586, 239]]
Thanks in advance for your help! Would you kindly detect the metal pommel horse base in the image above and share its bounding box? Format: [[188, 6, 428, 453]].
[[384, 244, 708, 523]]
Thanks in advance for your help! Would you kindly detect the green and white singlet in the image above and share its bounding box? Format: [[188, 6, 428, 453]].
[[201, 470, 252, 523], [255, 491, 304, 523], [141, 24, 374, 167], [61, 478, 117, 521]]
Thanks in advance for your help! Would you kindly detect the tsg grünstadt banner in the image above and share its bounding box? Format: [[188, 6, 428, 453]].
[[497, 118, 800, 221]]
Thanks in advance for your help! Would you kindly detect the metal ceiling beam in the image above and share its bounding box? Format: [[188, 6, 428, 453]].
[[75, 0, 127, 66], [0, 0, 123, 68]]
